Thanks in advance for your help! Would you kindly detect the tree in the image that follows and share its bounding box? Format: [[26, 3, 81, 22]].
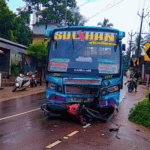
[[22, 0, 86, 26], [26, 40, 48, 61], [144, 33, 150, 44], [74, 11, 87, 26], [123, 55, 130, 74], [0, 0, 32, 46], [97, 18, 113, 28], [0, 0, 16, 40], [131, 35, 145, 57]]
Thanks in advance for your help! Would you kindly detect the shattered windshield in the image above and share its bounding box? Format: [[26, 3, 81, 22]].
[[47, 29, 120, 75]]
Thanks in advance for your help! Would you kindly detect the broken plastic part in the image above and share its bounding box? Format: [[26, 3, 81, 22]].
[[109, 128, 118, 132]]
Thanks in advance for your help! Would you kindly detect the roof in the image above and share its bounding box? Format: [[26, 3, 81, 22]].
[[0, 38, 27, 54]]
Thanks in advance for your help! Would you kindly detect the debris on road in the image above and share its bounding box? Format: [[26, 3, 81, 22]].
[[116, 135, 120, 139], [88, 125, 93, 128], [104, 127, 107, 130], [109, 128, 119, 132]]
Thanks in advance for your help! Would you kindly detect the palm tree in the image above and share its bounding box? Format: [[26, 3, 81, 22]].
[[131, 35, 145, 57], [97, 18, 113, 28], [144, 33, 150, 43]]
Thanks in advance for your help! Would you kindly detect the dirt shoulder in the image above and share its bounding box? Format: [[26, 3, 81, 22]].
[[0, 84, 46, 102]]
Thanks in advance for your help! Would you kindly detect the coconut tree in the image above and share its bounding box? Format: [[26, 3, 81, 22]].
[[131, 35, 145, 57], [97, 18, 113, 28], [144, 33, 150, 43]]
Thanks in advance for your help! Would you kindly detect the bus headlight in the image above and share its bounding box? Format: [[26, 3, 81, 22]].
[[108, 86, 119, 93], [47, 82, 56, 90], [102, 80, 110, 87], [47, 81, 62, 93], [101, 88, 107, 96]]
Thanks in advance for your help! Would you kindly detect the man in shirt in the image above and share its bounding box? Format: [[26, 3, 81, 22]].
[[126, 68, 131, 81]]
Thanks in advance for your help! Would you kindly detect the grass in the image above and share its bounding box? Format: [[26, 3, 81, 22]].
[[128, 91, 150, 128]]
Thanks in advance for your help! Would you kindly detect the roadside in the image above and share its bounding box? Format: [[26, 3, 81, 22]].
[[0, 84, 46, 103], [108, 84, 150, 149]]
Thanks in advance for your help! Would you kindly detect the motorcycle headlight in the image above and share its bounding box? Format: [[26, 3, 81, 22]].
[[102, 80, 110, 87], [15, 83, 19, 87], [108, 85, 119, 93]]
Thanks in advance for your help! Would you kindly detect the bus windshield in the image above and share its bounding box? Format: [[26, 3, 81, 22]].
[[48, 29, 120, 75]]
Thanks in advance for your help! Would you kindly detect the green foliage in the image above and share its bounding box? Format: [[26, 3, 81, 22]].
[[0, 0, 32, 46], [131, 35, 145, 57], [97, 18, 113, 27], [128, 92, 150, 128], [22, 0, 86, 26], [27, 40, 48, 61], [123, 55, 130, 75], [10, 61, 19, 76]]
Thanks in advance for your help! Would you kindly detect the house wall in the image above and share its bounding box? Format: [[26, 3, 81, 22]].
[[32, 35, 50, 44], [33, 24, 59, 35], [0, 48, 10, 77]]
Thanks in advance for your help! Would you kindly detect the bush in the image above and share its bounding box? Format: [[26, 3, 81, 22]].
[[128, 94, 150, 128], [10, 61, 19, 76]]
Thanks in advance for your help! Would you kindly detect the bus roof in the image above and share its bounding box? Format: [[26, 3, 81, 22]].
[[45, 26, 125, 39]]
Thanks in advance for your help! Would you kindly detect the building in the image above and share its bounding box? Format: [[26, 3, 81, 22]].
[[32, 23, 61, 44], [0, 38, 27, 77]]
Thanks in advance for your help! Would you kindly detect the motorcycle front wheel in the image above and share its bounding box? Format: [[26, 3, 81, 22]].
[[12, 86, 17, 92]]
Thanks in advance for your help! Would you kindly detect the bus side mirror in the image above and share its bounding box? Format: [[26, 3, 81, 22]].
[[122, 44, 126, 51]]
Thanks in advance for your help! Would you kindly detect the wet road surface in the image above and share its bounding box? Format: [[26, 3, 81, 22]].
[[0, 84, 150, 150]]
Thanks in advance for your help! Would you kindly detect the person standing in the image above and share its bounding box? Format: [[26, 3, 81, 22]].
[[134, 70, 141, 92], [126, 68, 131, 82]]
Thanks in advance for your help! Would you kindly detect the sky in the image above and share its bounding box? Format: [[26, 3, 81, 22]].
[[7, 0, 150, 47]]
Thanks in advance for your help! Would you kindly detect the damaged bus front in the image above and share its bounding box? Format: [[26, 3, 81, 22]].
[[42, 26, 125, 122]]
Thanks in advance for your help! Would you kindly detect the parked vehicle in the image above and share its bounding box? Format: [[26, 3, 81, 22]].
[[128, 78, 137, 92], [29, 74, 37, 87], [12, 71, 37, 92], [12, 74, 30, 92]]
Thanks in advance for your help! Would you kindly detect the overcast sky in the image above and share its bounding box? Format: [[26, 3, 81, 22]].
[[7, 0, 150, 46]]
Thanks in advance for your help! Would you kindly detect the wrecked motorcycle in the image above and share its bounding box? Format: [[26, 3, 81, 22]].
[[41, 97, 117, 125]]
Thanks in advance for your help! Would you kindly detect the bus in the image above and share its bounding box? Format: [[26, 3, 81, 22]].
[[44, 26, 125, 119]]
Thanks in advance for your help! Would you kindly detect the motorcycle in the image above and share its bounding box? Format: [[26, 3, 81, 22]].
[[12, 71, 37, 92], [12, 73, 30, 92], [29, 74, 37, 87], [128, 78, 137, 92], [41, 97, 115, 125]]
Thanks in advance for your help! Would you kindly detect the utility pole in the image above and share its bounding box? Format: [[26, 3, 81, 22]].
[[128, 31, 136, 57], [137, 9, 149, 57], [128, 31, 136, 70], [65, 0, 67, 26]]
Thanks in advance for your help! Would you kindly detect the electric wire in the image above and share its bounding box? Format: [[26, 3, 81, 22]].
[[86, 0, 123, 21], [78, 0, 90, 7]]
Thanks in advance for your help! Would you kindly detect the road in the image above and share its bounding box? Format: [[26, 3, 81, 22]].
[[0, 81, 150, 150]]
